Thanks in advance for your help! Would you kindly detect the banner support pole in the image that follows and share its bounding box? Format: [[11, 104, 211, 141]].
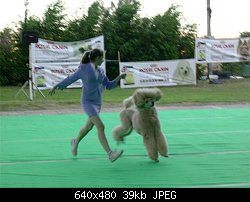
[[15, 43, 45, 100], [28, 44, 33, 100], [207, 0, 213, 76]]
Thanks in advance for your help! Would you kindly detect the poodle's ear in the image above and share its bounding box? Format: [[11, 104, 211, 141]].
[[133, 89, 145, 107], [123, 96, 134, 108], [155, 88, 163, 101]]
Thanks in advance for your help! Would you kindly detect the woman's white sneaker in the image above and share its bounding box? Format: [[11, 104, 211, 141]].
[[108, 150, 123, 162], [70, 138, 78, 156]]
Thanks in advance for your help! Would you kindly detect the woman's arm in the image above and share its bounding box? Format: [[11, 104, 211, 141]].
[[48, 67, 82, 95], [104, 73, 126, 90]]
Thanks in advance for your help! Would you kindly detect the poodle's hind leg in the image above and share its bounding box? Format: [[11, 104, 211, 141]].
[[156, 132, 168, 157], [143, 135, 159, 162], [112, 110, 133, 143]]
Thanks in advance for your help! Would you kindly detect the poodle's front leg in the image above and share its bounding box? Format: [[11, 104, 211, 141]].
[[143, 135, 159, 162]]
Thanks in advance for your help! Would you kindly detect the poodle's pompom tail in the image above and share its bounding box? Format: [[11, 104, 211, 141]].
[[123, 96, 134, 108]]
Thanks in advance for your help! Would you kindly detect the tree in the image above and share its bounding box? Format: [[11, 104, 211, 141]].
[[103, 0, 141, 61], [178, 24, 197, 59], [240, 32, 250, 37], [0, 28, 27, 85], [63, 1, 105, 41], [40, 0, 67, 41], [151, 5, 182, 60]]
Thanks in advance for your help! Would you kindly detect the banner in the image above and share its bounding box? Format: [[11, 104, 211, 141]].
[[120, 59, 196, 88], [30, 35, 105, 90], [195, 37, 250, 63]]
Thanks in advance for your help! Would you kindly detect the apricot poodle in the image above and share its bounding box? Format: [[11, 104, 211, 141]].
[[112, 88, 168, 162]]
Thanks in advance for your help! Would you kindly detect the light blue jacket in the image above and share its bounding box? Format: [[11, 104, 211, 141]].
[[56, 63, 118, 105]]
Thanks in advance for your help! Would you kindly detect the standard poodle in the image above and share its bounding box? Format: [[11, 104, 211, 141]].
[[112, 88, 168, 162]]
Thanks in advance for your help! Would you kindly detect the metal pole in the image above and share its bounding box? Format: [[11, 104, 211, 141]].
[[207, 0, 211, 37], [25, 0, 33, 100], [28, 44, 33, 100], [24, 0, 28, 30], [118, 51, 121, 63], [207, 0, 213, 76], [16, 0, 33, 100]]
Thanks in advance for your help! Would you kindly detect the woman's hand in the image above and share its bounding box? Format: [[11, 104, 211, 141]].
[[114, 73, 127, 84], [48, 86, 57, 96], [119, 73, 126, 79]]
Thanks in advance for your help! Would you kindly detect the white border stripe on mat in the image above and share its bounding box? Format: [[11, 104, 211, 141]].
[[186, 182, 250, 188], [1, 150, 250, 166]]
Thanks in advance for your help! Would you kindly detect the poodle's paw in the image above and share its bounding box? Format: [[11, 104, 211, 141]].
[[113, 134, 124, 142], [150, 157, 159, 162], [159, 152, 168, 157], [113, 136, 125, 145]]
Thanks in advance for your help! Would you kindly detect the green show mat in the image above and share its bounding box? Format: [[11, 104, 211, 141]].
[[0, 108, 250, 188]]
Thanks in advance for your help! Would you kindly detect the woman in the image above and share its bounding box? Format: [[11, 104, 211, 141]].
[[49, 49, 126, 162]]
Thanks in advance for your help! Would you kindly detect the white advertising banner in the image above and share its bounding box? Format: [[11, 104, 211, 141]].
[[30, 35, 105, 90], [195, 37, 250, 63], [120, 59, 196, 88]]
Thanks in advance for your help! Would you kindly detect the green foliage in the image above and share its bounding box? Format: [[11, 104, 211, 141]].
[[179, 24, 197, 59], [40, 0, 67, 41], [0, 0, 199, 85], [222, 62, 250, 77], [0, 28, 29, 85], [240, 32, 250, 37]]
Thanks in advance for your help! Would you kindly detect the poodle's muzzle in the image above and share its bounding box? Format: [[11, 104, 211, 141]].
[[147, 100, 155, 106], [143, 100, 155, 108]]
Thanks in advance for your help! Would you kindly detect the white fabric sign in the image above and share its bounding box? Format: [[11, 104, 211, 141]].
[[120, 59, 196, 88], [30, 35, 105, 90], [195, 37, 250, 63]]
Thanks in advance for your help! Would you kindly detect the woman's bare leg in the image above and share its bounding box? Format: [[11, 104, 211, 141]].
[[76, 118, 94, 144], [90, 115, 111, 153], [72, 115, 123, 162], [90, 115, 123, 162], [71, 118, 93, 156]]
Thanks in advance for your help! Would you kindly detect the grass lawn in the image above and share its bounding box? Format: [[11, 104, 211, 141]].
[[0, 78, 249, 111]]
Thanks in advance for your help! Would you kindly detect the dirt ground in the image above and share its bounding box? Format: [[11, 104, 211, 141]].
[[0, 102, 249, 116]]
